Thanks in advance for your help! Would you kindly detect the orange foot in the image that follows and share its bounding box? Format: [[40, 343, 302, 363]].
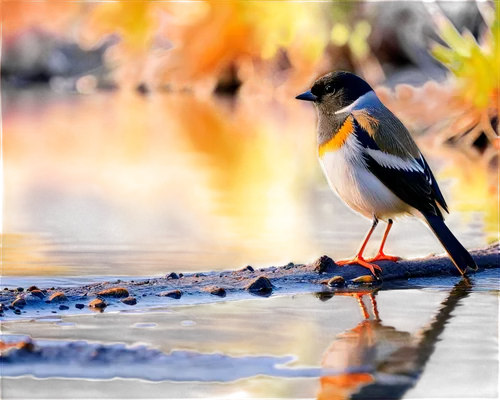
[[336, 256, 382, 276], [365, 252, 400, 263]]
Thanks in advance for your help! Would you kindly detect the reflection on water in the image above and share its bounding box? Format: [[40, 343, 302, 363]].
[[1, 274, 498, 398], [2, 89, 494, 276]]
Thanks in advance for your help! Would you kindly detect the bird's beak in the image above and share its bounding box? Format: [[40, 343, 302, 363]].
[[295, 90, 317, 102]]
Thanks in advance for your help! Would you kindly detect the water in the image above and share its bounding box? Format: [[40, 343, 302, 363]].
[[2, 89, 495, 278], [1, 272, 499, 398]]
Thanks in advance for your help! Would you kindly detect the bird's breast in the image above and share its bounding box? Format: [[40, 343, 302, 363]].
[[319, 134, 411, 220], [318, 116, 355, 157]]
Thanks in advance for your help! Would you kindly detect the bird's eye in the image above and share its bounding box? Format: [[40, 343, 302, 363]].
[[325, 84, 333, 93]]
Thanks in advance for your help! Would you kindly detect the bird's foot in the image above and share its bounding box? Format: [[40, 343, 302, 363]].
[[336, 256, 382, 276], [365, 252, 400, 263]]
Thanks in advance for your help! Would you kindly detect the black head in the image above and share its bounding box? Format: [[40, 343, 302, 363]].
[[296, 71, 373, 107]]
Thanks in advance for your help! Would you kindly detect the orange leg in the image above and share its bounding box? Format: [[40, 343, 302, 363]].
[[336, 217, 382, 276], [365, 219, 400, 263]]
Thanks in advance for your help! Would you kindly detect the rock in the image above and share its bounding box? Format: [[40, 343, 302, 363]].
[[204, 286, 226, 297], [12, 298, 26, 308], [245, 276, 274, 294], [352, 275, 378, 284], [16, 287, 24, 292], [29, 290, 45, 299], [27, 286, 40, 292], [166, 272, 179, 280], [89, 299, 107, 309], [310, 255, 336, 274], [96, 287, 129, 298], [327, 276, 346, 287], [239, 265, 254, 272], [121, 297, 137, 305], [178, 273, 184, 278], [158, 290, 182, 299], [14, 309, 21, 315], [75, 303, 85, 309], [283, 262, 295, 270], [48, 292, 67, 303], [59, 305, 69, 310]]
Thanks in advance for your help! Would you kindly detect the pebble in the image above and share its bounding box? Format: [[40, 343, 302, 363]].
[[30, 290, 45, 299], [14, 309, 21, 315], [245, 276, 274, 294], [178, 273, 184, 278], [352, 275, 377, 284], [166, 272, 179, 280], [12, 298, 26, 308], [121, 297, 137, 305], [89, 299, 107, 309], [27, 286, 40, 292], [158, 290, 182, 299], [239, 265, 254, 272], [48, 292, 67, 303], [75, 303, 85, 309], [327, 276, 346, 287], [283, 262, 295, 270], [204, 286, 226, 297], [96, 288, 129, 298], [59, 305, 69, 310], [310, 255, 335, 274], [16, 287, 24, 292]]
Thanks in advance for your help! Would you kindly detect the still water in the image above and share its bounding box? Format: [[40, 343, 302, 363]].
[[2, 89, 495, 277], [1, 272, 499, 398]]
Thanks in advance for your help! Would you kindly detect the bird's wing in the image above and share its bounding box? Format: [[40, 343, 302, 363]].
[[348, 91, 448, 215], [355, 120, 442, 217]]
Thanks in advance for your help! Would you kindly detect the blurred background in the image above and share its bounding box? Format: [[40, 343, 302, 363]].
[[2, 1, 498, 276]]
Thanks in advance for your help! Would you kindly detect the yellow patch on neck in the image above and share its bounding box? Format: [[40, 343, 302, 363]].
[[318, 116, 354, 157]]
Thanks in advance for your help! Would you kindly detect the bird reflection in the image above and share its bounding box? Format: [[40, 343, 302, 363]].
[[317, 278, 472, 400]]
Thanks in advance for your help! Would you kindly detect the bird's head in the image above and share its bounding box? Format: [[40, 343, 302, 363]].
[[296, 71, 373, 113]]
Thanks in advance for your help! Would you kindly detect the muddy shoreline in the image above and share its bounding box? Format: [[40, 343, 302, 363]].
[[1, 243, 498, 319]]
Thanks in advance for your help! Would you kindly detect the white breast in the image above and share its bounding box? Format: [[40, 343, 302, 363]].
[[319, 135, 412, 220]]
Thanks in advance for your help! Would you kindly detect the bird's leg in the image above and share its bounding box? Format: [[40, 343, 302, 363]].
[[336, 217, 382, 275], [365, 219, 400, 263]]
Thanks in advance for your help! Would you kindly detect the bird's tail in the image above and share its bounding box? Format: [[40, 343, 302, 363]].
[[423, 212, 478, 275]]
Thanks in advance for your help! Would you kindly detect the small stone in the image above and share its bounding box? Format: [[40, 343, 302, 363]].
[[158, 290, 182, 299], [239, 265, 254, 272], [352, 275, 376, 284], [166, 272, 179, 280], [121, 297, 137, 305], [89, 299, 107, 309], [284, 262, 295, 270], [3, 288, 8, 291], [14, 309, 21, 315], [204, 286, 226, 297], [310, 255, 335, 274], [178, 273, 184, 278], [16, 287, 24, 292], [59, 305, 69, 310], [327, 276, 346, 287], [96, 288, 129, 298], [245, 276, 274, 294], [75, 303, 85, 309], [27, 286, 40, 292], [30, 290, 45, 299], [12, 298, 26, 308], [49, 287, 55, 291], [48, 292, 67, 303]]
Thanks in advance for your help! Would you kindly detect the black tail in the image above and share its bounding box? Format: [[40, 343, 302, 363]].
[[423, 212, 478, 275]]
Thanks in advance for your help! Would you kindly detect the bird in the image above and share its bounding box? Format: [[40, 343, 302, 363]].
[[296, 71, 477, 276]]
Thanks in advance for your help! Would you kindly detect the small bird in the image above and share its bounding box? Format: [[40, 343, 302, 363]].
[[296, 71, 477, 276]]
